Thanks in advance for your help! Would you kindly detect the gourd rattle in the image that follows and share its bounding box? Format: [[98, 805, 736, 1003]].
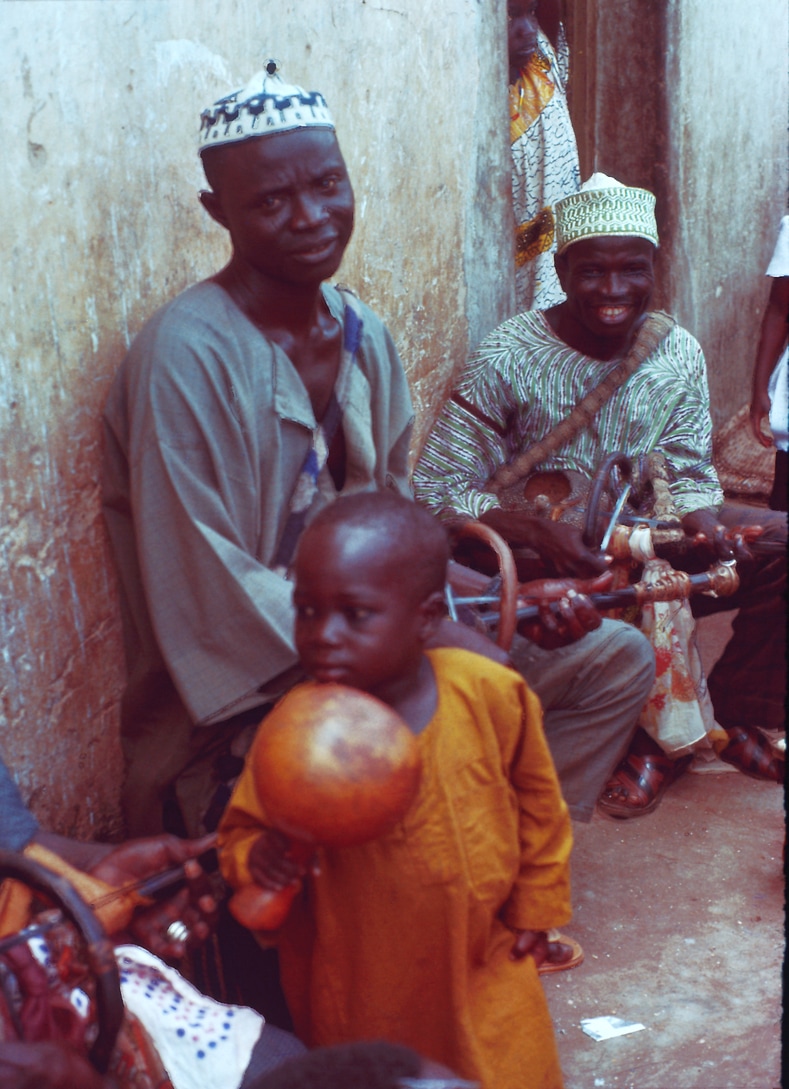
[[228, 683, 422, 930]]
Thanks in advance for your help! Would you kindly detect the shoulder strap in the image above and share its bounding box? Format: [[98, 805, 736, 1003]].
[[487, 311, 675, 494], [271, 289, 364, 576]]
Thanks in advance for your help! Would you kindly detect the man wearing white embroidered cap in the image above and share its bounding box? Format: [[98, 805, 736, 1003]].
[[198, 61, 335, 149], [102, 61, 415, 841], [102, 61, 512, 846], [415, 172, 786, 818]]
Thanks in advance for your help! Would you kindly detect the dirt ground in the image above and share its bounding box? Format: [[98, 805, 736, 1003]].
[[544, 612, 785, 1089]]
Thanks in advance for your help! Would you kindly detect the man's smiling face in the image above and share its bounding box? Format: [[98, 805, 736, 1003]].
[[556, 236, 656, 345]]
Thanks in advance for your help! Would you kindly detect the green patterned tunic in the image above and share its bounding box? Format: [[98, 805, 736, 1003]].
[[413, 310, 723, 521]]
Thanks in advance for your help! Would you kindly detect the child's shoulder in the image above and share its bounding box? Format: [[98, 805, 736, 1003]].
[[426, 646, 531, 700], [425, 648, 539, 756], [427, 644, 510, 671]]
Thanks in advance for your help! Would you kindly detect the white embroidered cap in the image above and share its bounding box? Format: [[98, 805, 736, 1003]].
[[198, 59, 335, 155], [555, 172, 659, 253]]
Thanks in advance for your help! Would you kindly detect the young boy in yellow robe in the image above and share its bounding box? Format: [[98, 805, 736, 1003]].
[[218, 493, 572, 1089]]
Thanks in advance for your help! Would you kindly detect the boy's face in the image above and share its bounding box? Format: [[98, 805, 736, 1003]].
[[293, 524, 436, 702]]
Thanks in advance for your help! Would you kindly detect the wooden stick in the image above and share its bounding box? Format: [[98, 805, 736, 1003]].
[[478, 563, 739, 628]]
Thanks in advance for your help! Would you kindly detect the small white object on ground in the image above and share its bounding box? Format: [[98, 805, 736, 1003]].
[[581, 1015, 646, 1041]]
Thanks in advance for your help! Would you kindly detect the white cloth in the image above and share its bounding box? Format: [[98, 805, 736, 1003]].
[[635, 558, 717, 755], [115, 945, 263, 1089], [766, 215, 789, 276], [766, 215, 789, 450], [768, 348, 788, 449]]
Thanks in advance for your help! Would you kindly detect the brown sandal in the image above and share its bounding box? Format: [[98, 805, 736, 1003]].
[[597, 751, 692, 819], [719, 726, 785, 782], [537, 930, 585, 975]]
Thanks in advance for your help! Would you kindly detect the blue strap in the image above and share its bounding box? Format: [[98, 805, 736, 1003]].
[[271, 298, 363, 574]]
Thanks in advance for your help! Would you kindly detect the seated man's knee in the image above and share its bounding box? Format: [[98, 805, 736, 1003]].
[[605, 622, 656, 694]]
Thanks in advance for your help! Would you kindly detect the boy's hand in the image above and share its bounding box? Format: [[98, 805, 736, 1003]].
[[510, 928, 579, 971], [248, 828, 315, 891]]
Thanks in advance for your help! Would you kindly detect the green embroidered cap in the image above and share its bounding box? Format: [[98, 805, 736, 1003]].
[[555, 172, 659, 254]]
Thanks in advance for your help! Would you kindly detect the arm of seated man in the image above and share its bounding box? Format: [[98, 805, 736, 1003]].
[[681, 507, 755, 564], [479, 508, 610, 578], [436, 564, 610, 659], [88, 834, 218, 958], [27, 831, 217, 959]]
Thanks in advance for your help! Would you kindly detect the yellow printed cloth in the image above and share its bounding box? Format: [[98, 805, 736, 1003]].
[[510, 54, 555, 141], [509, 28, 580, 310]]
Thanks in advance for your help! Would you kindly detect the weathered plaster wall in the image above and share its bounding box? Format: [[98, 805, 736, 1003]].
[[1, 0, 512, 836], [566, 0, 671, 305], [569, 0, 788, 428], [663, 0, 789, 427]]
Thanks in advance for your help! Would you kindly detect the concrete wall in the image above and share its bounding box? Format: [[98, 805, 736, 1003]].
[[663, 0, 789, 427], [5, 0, 784, 839], [568, 0, 789, 428], [0, 0, 513, 836]]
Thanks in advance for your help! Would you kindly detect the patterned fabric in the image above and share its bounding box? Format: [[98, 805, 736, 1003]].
[[510, 27, 580, 311], [412, 310, 723, 522], [111, 1011, 175, 1089], [555, 175, 659, 254], [0, 932, 92, 1050], [116, 946, 263, 1089], [630, 557, 722, 755], [0, 922, 260, 1089]]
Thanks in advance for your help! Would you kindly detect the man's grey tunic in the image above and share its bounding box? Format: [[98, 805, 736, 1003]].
[[103, 281, 413, 833]]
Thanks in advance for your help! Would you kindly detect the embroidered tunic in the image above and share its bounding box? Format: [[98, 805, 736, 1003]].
[[413, 310, 723, 522]]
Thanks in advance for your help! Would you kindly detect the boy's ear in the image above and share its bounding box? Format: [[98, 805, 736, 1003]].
[[418, 590, 448, 640]]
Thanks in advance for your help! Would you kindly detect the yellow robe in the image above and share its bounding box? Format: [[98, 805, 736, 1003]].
[[219, 648, 572, 1089]]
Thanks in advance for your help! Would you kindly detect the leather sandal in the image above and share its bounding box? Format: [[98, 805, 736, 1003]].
[[719, 725, 785, 782], [597, 751, 692, 819], [537, 930, 584, 975]]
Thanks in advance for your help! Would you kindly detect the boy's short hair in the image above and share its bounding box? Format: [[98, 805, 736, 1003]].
[[248, 1039, 421, 1088], [301, 493, 450, 599]]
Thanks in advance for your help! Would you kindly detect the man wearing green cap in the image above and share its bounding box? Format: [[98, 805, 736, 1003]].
[[415, 174, 786, 817]]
